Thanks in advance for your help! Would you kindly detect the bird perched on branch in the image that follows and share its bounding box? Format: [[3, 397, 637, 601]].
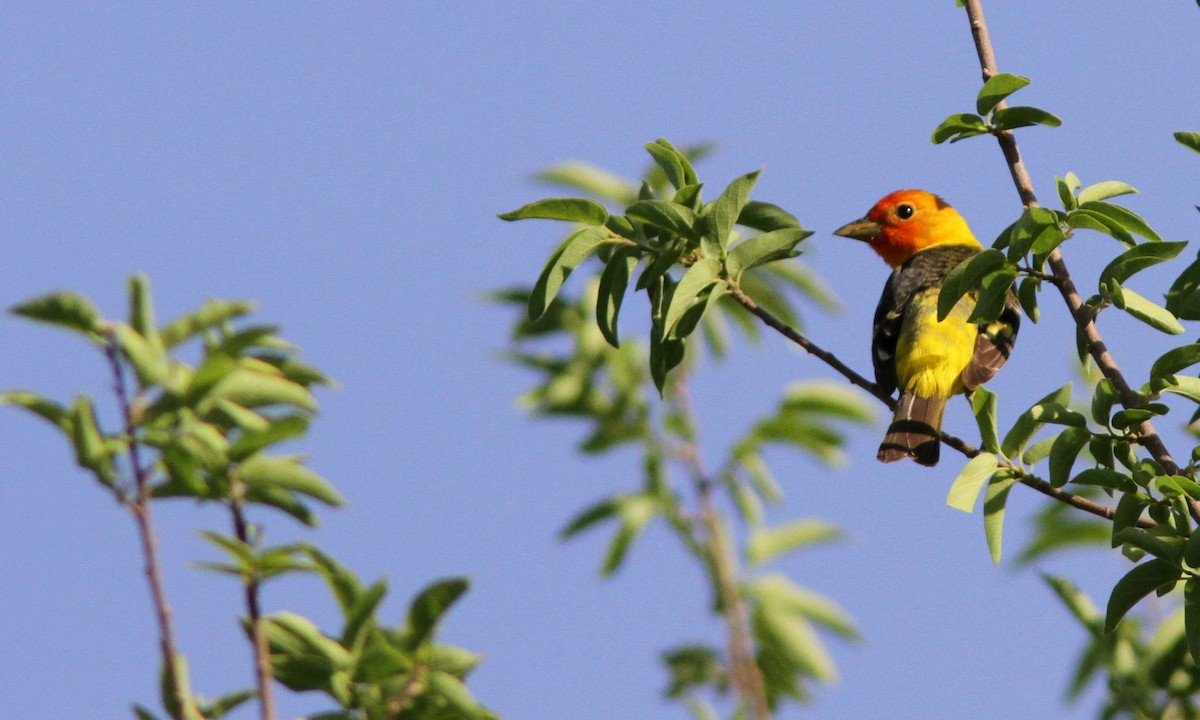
[[834, 190, 1019, 466]]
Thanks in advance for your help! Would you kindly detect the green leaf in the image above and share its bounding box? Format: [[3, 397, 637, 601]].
[[1105, 558, 1183, 632], [946, 452, 999, 513], [428, 671, 490, 720], [198, 689, 256, 720], [1071, 468, 1134, 492], [1113, 493, 1149, 546], [1068, 208, 1135, 246], [10, 291, 105, 340], [645, 139, 689, 190], [968, 267, 1018, 324], [228, 414, 309, 462], [1017, 276, 1040, 323], [1186, 577, 1200, 665], [1077, 180, 1138, 205], [1176, 131, 1200, 155], [1044, 574, 1102, 631], [1100, 241, 1187, 290], [160, 653, 204, 720], [664, 259, 722, 337], [115, 324, 169, 387], [408, 577, 469, 648], [160, 299, 255, 348], [1078, 201, 1163, 243], [239, 454, 344, 506], [595, 249, 638, 348], [984, 472, 1019, 564], [737, 201, 802, 232], [601, 494, 658, 574], [746, 519, 844, 565], [559, 497, 620, 539], [128, 274, 162, 346], [938, 249, 1006, 321], [971, 387, 1000, 454], [0, 390, 69, 430], [1001, 383, 1074, 459], [1056, 175, 1079, 211], [69, 395, 116, 487], [1118, 286, 1185, 334], [206, 366, 317, 412], [528, 226, 623, 320], [778, 381, 875, 424], [976, 73, 1030, 115], [705, 169, 761, 251], [1048, 427, 1090, 488], [750, 574, 859, 639], [627, 199, 700, 240], [931, 113, 988, 144], [1091, 378, 1117, 426], [497, 197, 608, 225], [726, 228, 810, 280], [534, 161, 638, 205], [1007, 207, 1061, 262], [1157, 474, 1200, 501], [990, 106, 1062, 131], [1154, 374, 1200, 403], [1167, 254, 1200, 320], [1151, 343, 1200, 380]]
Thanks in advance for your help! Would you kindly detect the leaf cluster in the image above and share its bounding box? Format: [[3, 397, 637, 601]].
[[931, 73, 1061, 144], [3, 276, 493, 720], [500, 138, 821, 394], [500, 143, 872, 717]]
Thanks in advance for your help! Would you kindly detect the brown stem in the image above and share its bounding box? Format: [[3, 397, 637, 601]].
[[230, 497, 277, 720], [961, 0, 1193, 521], [106, 336, 196, 716], [727, 285, 1154, 528], [671, 379, 771, 720]]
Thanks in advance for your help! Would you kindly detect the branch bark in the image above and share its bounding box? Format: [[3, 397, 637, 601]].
[[961, 0, 1193, 520], [671, 377, 771, 720], [230, 498, 277, 720], [106, 335, 197, 717], [726, 284, 1154, 529]]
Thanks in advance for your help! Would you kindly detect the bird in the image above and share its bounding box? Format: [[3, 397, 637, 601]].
[[834, 189, 1019, 466]]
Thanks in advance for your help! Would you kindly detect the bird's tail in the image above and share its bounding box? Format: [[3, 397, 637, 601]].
[[878, 391, 946, 466]]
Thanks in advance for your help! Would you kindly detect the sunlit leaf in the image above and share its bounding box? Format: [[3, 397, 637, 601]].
[[1105, 558, 1182, 632], [946, 452, 999, 513], [10, 291, 105, 341], [529, 226, 627, 321], [497, 197, 609, 225], [984, 472, 1019, 564], [976, 73, 1030, 115], [746, 519, 844, 565]]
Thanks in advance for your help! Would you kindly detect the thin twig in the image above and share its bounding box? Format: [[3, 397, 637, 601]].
[[229, 496, 277, 720], [105, 335, 195, 715], [726, 284, 1153, 528], [671, 377, 771, 720], [961, 0, 1194, 521]]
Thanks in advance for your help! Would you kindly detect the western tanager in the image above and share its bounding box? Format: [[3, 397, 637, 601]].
[[834, 190, 1019, 466]]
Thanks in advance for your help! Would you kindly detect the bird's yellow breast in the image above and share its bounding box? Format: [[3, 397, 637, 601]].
[[894, 288, 977, 399]]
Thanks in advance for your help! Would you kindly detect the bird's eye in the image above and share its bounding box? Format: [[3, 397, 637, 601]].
[[896, 203, 915, 220]]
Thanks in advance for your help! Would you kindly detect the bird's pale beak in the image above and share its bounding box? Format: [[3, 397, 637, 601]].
[[833, 217, 882, 242]]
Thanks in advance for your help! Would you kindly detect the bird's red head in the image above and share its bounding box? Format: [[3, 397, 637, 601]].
[[834, 189, 981, 268]]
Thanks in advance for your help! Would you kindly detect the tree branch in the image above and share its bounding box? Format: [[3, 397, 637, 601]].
[[961, 0, 1193, 521], [726, 284, 1154, 528], [105, 334, 197, 717], [229, 497, 277, 720], [671, 377, 771, 720]]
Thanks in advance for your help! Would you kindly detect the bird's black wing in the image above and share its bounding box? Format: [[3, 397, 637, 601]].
[[871, 271, 901, 397]]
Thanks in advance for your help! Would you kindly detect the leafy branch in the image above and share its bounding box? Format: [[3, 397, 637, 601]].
[[2, 277, 492, 720]]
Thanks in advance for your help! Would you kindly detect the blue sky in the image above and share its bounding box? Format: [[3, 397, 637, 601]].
[[2, 3, 1199, 719]]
